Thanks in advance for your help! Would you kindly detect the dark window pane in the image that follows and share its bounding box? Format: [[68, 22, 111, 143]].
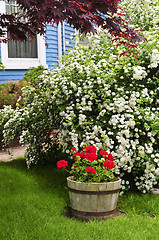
[[8, 35, 38, 58]]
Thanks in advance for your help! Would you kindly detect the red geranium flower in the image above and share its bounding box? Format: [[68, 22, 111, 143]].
[[73, 152, 85, 159], [85, 153, 97, 162], [103, 160, 115, 169], [99, 150, 108, 156], [85, 145, 97, 153], [72, 147, 76, 152], [86, 166, 97, 174], [73, 152, 79, 157], [57, 145, 116, 183], [57, 160, 68, 169], [72, 165, 77, 169], [80, 152, 85, 158], [108, 154, 114, 161]]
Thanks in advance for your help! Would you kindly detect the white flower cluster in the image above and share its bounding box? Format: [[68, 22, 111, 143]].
[[133, 66, 147, 80], [121, 0, 159, 31], [149, 49, 159, 69]]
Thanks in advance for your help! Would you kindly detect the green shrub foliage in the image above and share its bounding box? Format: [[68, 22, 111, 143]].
[[21, 65, 45, 86], [0, 81, 27, 109], [0, 66, 45, 109], [0, 60, 5, 70], [0, 66, 45, 149]]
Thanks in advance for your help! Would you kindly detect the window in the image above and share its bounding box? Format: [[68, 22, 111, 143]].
[[6, 0, 38, 59], [0, 0, 47, 69]]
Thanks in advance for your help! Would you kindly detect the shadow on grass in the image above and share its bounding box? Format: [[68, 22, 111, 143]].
[[0, 157, 69, 199]]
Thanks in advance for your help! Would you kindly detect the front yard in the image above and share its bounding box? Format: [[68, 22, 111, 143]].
[[0, 158, 158, 240]]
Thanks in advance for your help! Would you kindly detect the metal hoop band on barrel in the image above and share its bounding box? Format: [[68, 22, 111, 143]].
[[68, 187, 120, 195], [71, 208, 117, 217]]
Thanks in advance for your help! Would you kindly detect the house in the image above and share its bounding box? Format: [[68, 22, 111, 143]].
[[0, 0, 75, 84]]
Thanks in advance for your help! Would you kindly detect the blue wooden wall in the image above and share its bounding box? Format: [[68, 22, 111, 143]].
[[63, 23, 76, 55], [46, 24, 58, 68], [0, 23, 75, 84]]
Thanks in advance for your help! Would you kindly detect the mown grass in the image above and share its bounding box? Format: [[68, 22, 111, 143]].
[[0, 158, 159, 240]]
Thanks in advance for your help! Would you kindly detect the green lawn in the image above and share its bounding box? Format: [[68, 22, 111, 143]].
[[0, 158, 158, 240]]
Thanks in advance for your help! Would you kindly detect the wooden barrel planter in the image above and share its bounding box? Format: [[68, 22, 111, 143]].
[[67, 176, 121, 220]]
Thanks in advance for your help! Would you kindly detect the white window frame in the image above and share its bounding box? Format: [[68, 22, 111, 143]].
[[0, 0, 48, 69]]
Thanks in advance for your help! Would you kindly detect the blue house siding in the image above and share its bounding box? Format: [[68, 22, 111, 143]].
[[0, 23, 75, 84], [63, 23, 75, 54], [46, 24, 58, 69], [0, 70, 27, 83]]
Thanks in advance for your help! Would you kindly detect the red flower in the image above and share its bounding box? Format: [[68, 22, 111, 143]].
[[80, 152, 86, 159], [85, 145, 97, 153], [57, 160, 68, 169], [73, 152, 80, 157], [72, 147, 76, 152], [73, 152, 85, 159], [108, 154, 114, 161], [103, 160, 115, 169], [86, 166, 97, 174], [72, 165, 77, 169], [99, 150, 108, 157], [85, 153, 97, 162], [104, 155, 109, 160]]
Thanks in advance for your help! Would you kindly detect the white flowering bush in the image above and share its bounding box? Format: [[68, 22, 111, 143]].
[[0, 105, 15, 149], [1, 85, 63, 166], [39, 28, 159, 193], [1, 1, 159, 192], [121, 0, 159, 31]]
